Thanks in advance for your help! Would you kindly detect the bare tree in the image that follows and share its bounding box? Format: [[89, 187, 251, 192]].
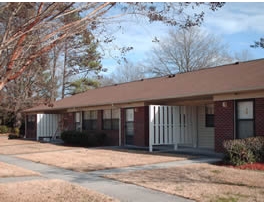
[[0, 54, 54, 128], [103, 61, 146, 85], [234, 49, 254, 62], [143, 27, 232, 76], [0, 2, 225, 92]]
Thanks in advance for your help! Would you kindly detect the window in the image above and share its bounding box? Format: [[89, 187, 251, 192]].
[[103, 109, 120, 130], [75, 112, 81, 131], [205, 104, 214, 127], [83, 110, 97, 130], [236, 100, 254, 139], [27, 115, 36, 122]]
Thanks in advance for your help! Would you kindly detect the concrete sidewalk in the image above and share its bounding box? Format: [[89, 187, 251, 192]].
[[0, 154, 220, 202]]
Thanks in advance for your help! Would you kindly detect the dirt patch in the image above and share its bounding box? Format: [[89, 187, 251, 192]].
[[0, 162, 39, 177], [106, 163, 264, 202], [17, 148, 190, 172], [0, 179, 118, 202]]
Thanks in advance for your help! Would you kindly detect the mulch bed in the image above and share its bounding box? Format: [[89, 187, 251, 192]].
[[216, 161, 264, 171]]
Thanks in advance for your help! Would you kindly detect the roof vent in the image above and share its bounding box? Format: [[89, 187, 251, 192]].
[[114, 84, 118, 86], [168, 74, 175, 78], [234, 61, 240, 65], [140, 78, 144, 81]]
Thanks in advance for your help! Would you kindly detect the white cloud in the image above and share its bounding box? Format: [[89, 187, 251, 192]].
[[100, 2, 264, 72], [204, 2, 264, 35]]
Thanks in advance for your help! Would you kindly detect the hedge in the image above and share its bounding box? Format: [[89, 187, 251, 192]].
[[223, 136, 264, 166], [61, 130, 106, 147]]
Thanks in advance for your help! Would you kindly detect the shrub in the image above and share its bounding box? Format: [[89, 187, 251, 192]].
[[13, 127, 20, 135], [245, 136, 264, 162], [61, 130, 106, 147], [8, 134, 20, 139], [0, 125, 10, 133], [223, 136, 264, 166]]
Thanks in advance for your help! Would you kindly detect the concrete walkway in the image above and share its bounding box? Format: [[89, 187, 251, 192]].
[[0, 154, 221, 202]]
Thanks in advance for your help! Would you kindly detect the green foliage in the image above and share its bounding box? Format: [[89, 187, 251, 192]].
[[61, 130, 106, 147], [223, 136, 264, 166], [68, 78, 100, 95], [245, 136, 264, 162], [251, 38, 264, 49], [13, 127, 20, 135], [0, 125, 10, 133]]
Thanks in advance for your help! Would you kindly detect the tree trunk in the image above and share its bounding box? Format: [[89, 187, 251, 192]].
[[62, 42, 68, 99]]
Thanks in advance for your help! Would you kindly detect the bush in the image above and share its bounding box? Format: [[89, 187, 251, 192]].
[[8, 133, 20, 139], [13, 127, 20, 135], [0, 125, 10, 133], [223, 136, 264, 166], [61, 130, 106, 147], [245, 136, 264, 162]]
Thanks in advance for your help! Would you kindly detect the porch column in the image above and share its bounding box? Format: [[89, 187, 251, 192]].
[[173, 106, 180, 150], [119, 108, 121, 146], [149, 105, 154, 152]]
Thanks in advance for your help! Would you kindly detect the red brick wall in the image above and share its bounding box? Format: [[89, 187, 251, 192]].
[[255, 98, 264, 136], [134, 106, 149, 147], [63, 113, 74, 131], [215, 100, 234, 153]]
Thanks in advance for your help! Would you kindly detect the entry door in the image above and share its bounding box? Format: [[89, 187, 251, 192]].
[[125, 109, 134, 145], [236, 100, 254, 139], [26, 115, 37, 139]]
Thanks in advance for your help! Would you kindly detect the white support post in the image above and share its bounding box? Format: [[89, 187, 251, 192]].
[[149, 105, 155, 152], [154, 106, 159, 145], [168, 106, 173, 144], [159, 106, 164, 144], [192, 106, 198, 148], [164, 106, 168, 144], [173, 106, 180, 150], [186, 106, 191, 144], [36, 114, 40, 141], [119, 108, 121, 146]]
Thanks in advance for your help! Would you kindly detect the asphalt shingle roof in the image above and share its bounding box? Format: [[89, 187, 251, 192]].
[[25, 59, 264, 113]]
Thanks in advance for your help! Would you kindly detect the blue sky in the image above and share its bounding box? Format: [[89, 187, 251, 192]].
[[100, 2, 264, 74]]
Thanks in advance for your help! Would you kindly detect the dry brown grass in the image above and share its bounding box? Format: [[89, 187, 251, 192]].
[[0, 162, 39, 177], [17, 148, 189, 172], [106, 163, 264, 202], [0, 179, 118, 202], [0, 135, 36, 146], [0, 136, 76, 155]]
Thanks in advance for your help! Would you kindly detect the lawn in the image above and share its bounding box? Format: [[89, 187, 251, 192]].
[[17, 148, 190, 172], [0, 162, 39, 177], [0, 135, 36, 146], [0, 136, 77, 155], [0, 179, 118, 202], [106, 163, 264, 202]]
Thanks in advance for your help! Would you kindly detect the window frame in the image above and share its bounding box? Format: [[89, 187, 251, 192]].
[[235, 99, 255, 139], [103, 109, 120, 130], [82, 110, 98, 131], [205, 104, 214, 128]]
